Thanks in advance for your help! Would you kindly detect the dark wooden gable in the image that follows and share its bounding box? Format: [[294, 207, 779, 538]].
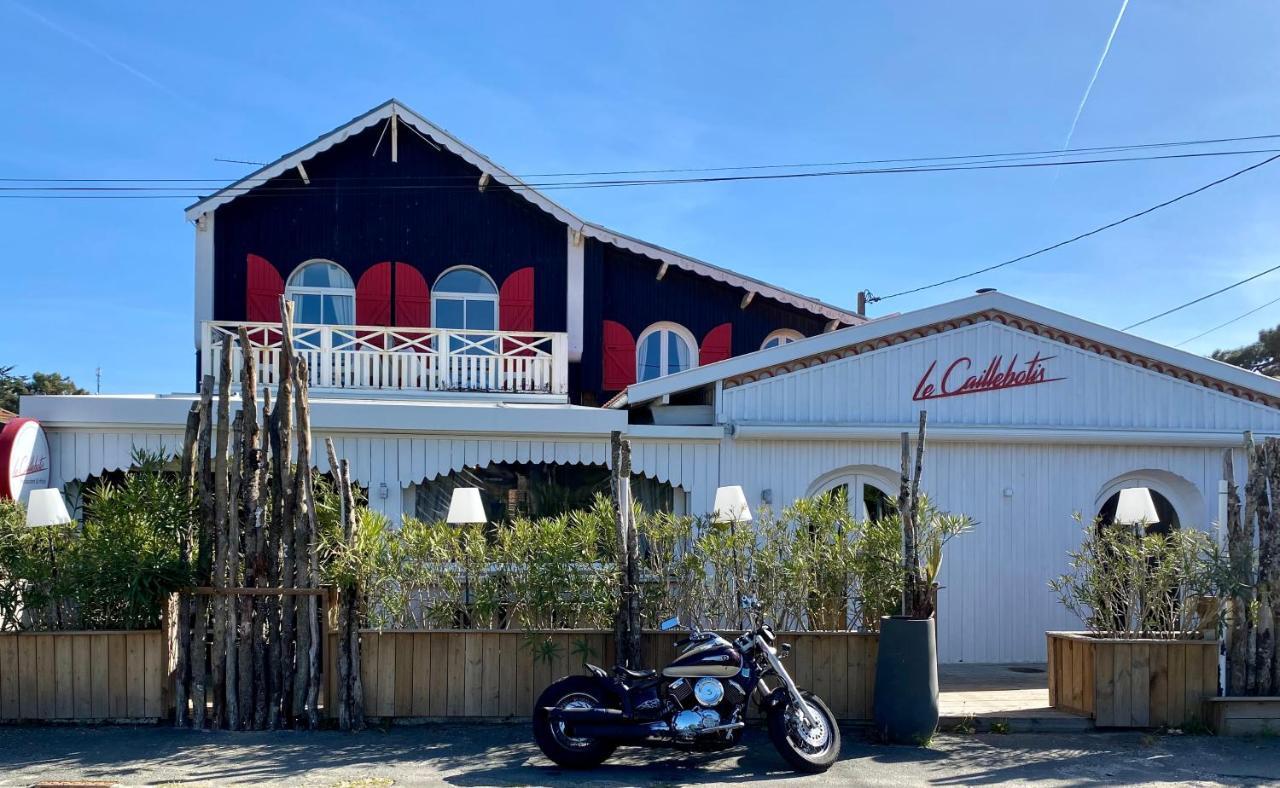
[[211, 121, 567, 332]]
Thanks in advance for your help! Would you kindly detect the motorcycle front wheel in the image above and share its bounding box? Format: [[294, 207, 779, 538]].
[[532, 676, 619, 769], [767, 691, 841, 773]]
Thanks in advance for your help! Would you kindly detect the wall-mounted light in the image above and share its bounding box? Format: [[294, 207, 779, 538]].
[[377, 482, 389, 500]]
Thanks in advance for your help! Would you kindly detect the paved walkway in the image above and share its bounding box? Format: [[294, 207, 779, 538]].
[[939, 662, 1087, 730], [1, 724, 1277, 786]]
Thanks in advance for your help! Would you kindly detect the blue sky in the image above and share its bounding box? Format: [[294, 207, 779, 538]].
[[2, 1, 1278, 394]]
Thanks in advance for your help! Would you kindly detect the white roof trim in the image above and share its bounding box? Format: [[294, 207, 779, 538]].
[[613, 290, 1280, 407], [184, 99, 859, 323]]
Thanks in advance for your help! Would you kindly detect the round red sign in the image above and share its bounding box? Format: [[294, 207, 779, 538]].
[[0, 418, 52, 503]]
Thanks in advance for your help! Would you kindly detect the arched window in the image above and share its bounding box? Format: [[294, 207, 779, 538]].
[[1093, 470, 1200, 537], [286, 260, 355, 325], [808, 467, 896, 521], [432, 267, 498, 332], [762, 329, 804, 350], [636, 322, 697, 382], [433, 266, 499, 354]]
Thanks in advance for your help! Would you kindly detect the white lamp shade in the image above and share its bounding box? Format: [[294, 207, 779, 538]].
[[26, 489, 72, 527], [712, 485, 752, 523], [446, 487, 487, 524], [1114, 487, 1159, 525]]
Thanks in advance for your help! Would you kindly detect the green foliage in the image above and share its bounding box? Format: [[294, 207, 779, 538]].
[[0, 366, 89, 413], [0, 450, 192, 630], [328, 490, 976, 634], [1050, 515, 1229, 638], [1212, 325, 1280, 378]]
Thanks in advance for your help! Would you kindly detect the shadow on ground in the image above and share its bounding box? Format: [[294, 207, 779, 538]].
[[2, 722, 1279, 786]]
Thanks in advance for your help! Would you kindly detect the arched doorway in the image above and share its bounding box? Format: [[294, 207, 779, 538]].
[[807, 467, 896, 521]]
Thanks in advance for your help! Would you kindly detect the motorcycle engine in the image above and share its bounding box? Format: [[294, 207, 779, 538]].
[[672, 707, 720, 736], [665, 677, 748, 737]]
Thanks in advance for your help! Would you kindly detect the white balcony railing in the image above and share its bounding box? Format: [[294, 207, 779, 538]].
[[202, 321, 569, 396]]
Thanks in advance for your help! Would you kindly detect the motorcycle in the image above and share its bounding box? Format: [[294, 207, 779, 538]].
[[531, 598, 841, 773]]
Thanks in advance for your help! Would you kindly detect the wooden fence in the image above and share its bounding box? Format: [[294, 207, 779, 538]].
[[330, 629, 879, 722], [0, 628, 875, 723], [0, 631, 166, 721], [1047, 631, 1220, 727]]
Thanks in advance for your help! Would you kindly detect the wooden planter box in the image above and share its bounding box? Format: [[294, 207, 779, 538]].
[[1047, 631, 1219, 728], [1207, 697, 1280, 735], [329, 629, 879, 722], [0, 631, 166, 722]]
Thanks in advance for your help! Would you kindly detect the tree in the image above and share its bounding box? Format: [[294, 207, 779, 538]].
[[0, 366, 88, 412], [1213, 326, 1280, 377]]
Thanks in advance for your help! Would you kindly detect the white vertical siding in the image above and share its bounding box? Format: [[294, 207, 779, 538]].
[[722, 322, 1280, 433], [722, 437, 1238, 663]]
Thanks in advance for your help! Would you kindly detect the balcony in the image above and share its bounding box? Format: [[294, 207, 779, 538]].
[[202, 321, 569, 397]]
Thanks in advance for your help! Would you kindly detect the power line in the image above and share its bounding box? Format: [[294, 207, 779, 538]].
[[5, 131, 1280, 184], [1124, 260, 1280, 331], [2, 148, 1278, 201], [869, 153, 1280, 303], [1175, 294, 1280, 347]]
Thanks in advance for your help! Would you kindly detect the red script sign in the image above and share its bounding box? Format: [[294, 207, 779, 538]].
[[912, 352, 1064, 401]]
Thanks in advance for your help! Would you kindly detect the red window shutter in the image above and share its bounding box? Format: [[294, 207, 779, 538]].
[[245, 254, 284, 322], [356, 262, 392, 326], [499, 267, 535, 332], [700, 323, 733, 365], [393, 263, 430, 327], [602, 320, 636, 391]]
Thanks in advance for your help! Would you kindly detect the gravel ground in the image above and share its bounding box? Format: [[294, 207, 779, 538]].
[[1, 723, 1279, 786]]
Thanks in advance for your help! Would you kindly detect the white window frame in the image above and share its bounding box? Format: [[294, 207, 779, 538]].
[[636, 321, 699, 382], [761, 328, 804, 350], [284, 259, 355, 326], [431, 265, 499, 332], [807, 466, 897, 521]]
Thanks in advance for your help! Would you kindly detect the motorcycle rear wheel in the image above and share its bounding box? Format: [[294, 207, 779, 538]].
[[532, 676, 619, 769], [767, 691, 841, 773]]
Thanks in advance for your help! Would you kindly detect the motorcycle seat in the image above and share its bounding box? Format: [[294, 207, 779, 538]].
[[613, 665, 657, 681]]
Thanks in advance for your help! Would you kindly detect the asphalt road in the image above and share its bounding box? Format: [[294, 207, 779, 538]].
[[1, 723, 1278, 786]]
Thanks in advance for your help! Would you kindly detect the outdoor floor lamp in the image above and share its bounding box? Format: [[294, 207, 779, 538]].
[[712, 485, 753, 627], [1114, 487, 1159, 531], [447, 487, 486, 626], [26, 488, 73, 628]]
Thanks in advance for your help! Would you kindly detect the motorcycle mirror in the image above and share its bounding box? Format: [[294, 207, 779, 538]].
[[658, 616, 680, 631]]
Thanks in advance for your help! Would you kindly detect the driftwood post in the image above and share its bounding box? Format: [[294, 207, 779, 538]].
[[326, 438, 365, 730], [1224, 448, 1249, 694], [211, 336, 233, 727], [293, 358, 321, 727], [236, 328, 259, 728], [897, 410, 929, 618], [1256, 440, 1280, 695], [190, 375, 215, 729], [610, 431, 642, 668], [173, 401, 201, 727], [225, 409, 243, 729]]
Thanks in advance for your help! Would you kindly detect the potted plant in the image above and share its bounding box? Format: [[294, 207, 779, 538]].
[[1047, 487, 1225, 728], [872, 412, 973, 744]]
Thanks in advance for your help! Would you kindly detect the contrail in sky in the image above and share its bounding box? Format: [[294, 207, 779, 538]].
[[7, 0, 197, 109], [1063, 0, 1130, 150]]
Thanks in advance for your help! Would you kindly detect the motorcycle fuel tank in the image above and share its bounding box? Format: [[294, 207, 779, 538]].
[[662, 633, 742, 678]]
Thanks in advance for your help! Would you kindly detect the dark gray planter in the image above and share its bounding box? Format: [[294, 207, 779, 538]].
[[872, 615, 939, 744]]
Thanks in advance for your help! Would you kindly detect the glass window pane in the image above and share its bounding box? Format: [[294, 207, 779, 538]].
[[466, 299, 496, 331], [436, 269, 496, 295], [436, 299, 465, 329], [323, 295, 355, 325], [763, 337, 781, 349], [294, 262, 353, 289], [638, 333, 663, 382], [292, 293, 323, 324], [667, 332, 690, 373]]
